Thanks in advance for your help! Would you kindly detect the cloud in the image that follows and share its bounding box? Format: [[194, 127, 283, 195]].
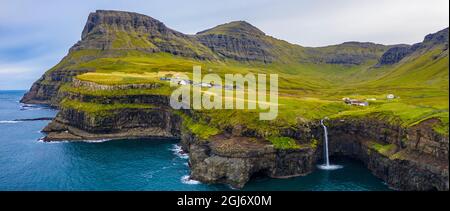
[[0, 0, 448, 89]]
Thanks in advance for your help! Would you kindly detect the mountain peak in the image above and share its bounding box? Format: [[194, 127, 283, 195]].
[[422, 27, 449, 47], [197, 20, 265, 36], [377, 27, 448, 66], [81, 10, 166, 40]]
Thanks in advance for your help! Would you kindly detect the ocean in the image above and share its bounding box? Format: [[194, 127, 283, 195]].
[[0, 90, 390, 191]]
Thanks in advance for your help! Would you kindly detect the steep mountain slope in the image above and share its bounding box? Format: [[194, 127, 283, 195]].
[[21, 10, 448, 108], [360, 27, 449, 89], [305, 42, 390, 65], [376, 27, 448, 66], [21, 10, 393, 105], [71, 10, 217, 59], [20, 10, 449, 191], [195, 21, 306, 63]]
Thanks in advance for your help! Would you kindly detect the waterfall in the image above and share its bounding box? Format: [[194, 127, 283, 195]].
[[317, 119, 342, 170], [320, 119, 330, 166]]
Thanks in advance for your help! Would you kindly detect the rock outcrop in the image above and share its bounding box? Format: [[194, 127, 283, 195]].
[[305, 42, 390, 65], [328, 118, 449, 190], [376, 45, 412, 65], [43, 107, 181, 141], [181, 133, 319, 188], [21, 10, 398, 104], [196, 21, 276, 63], [42, 86, 180, 141], [40, 79, 449, 190], [21, 10, 449, 191], [181, 117, 448, 190], [376, 27, 449, 66], [71, 10, 216, 60]]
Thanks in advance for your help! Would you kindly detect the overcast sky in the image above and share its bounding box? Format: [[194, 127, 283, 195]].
[[0, 0, 448, 90]]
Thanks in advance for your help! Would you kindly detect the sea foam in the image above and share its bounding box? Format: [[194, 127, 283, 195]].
[[170, 144, 189, 159], [181, 175, 201, 185], [0, 120, 21, 124]]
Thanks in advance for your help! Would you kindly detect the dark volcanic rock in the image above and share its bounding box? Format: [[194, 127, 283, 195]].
[[71, 10, 215, 60], [43, 107, 181, 141], [376, 27, 449, 66], [184, 134, 318, 189], [184, 116, 448, 190], [42, 90, 180, 141], [327, 118, 449, 190], [196, 21, 275, 63], [305, 42, 390, 65], [376, 45, 412, 66]]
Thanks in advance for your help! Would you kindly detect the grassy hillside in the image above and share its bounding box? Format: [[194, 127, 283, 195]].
[[58, 47, 448, 136], [25, 11, 449, 138]]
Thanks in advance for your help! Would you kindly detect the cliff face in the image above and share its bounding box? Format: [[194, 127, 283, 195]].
[[181, 130, 319, 188], [40, 77, 449, 190], [305, 42, 390, 65], [43, 107, 180, 141], [376, 45, 412, 65], [182, 118, 448, 190], [42, 87, 181, 141], [195, 21, 277, 63], [21, 10, 449, 190], [72, 10, 216, 59], [21, 10, 397, 104], [327, 118, 448, 190], [20, 55, 93, 105], [377, 27, 449, 66], [21, 10, 216, 105]]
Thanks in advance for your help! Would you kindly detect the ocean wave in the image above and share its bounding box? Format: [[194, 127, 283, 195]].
[[170, 144, 189, 159], [0, 120, 22, 124], [82, 139, 113, 143], [181, 175, 201, 185], [19, 103, 53, 111], [37, 137, 69, 143], [37, 137, 112, 144]]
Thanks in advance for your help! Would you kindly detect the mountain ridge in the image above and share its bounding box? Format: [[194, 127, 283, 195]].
[[70, 10, 393, 64], [21, 10, 449, 105], [377, 27, 448, 66]]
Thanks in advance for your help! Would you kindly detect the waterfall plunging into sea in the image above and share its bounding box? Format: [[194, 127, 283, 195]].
[[317, 119, 343, 170], [321, 119, 330, 166]]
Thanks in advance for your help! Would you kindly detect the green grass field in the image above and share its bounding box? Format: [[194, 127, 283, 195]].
[[57, 47, 448, 136]]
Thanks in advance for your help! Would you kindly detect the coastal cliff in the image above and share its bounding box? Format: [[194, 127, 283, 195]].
[[180, 117, 448, 190], [22, 10, 449, 191]]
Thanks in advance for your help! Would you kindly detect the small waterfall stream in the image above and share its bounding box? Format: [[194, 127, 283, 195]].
[[317, 119, 343, 170], [320, 119, 330, 166]]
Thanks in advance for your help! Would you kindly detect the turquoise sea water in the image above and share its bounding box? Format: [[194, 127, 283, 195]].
[[0, 90, 390, 191]]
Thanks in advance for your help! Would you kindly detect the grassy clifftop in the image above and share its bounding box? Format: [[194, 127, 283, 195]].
[[60, 48, 448, 136], [24, 10, 449, 138]]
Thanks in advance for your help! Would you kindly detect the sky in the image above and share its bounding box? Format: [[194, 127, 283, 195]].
[[0, 0, 448, 90]]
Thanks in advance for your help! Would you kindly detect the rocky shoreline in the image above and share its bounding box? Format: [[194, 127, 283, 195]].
[[39, 90, 449, 190], [19, 10, 449, 191]]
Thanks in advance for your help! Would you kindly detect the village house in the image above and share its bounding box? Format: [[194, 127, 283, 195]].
[[159, 77, 171, 81], [342, 98, 369, 106], [178, 79, 192, 85], [387, 94, 395, 99]]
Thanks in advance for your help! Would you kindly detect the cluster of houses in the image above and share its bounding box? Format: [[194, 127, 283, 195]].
[[160, 76, 236, 90], [342, 94, 396, 107], [342, 98, 369, 106]]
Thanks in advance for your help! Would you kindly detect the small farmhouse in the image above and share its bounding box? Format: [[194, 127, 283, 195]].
[[343, 98, 369, 106]]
